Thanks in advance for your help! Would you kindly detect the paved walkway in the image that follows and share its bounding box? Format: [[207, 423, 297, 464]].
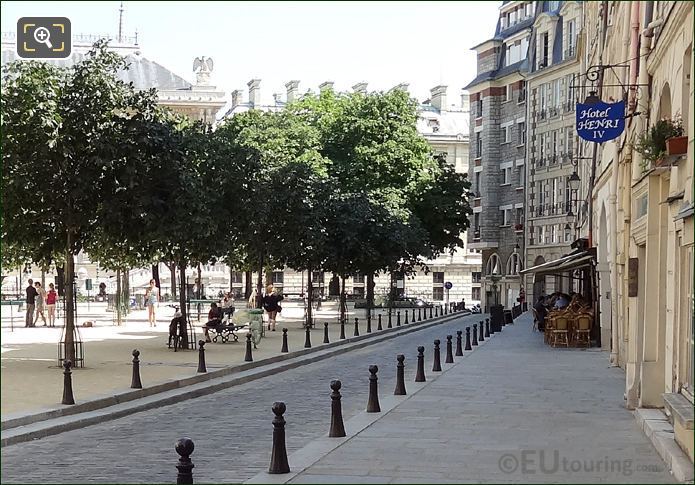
[[0, 301, 402, 416], [284, 313, 674, 484]]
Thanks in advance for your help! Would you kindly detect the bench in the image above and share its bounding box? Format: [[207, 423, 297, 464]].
[[206, 323, 247, 343]]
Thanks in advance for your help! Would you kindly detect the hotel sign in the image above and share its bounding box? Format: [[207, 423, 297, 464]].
[[576, 100, 625, 143]]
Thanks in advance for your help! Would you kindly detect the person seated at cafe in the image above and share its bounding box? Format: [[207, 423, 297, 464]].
[[554, 292, 570, 310], [534, 296, 548, 331], [203, 302, 223, 342]]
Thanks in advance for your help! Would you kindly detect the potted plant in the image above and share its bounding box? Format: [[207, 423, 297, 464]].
[[635, 116, 684, 168], [514, 223, 524, 231]]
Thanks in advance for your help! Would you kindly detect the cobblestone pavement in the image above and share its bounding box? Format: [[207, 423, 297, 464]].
[[1, 313, 485, 483]]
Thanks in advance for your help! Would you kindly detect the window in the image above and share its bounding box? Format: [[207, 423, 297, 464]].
[[518, 82, 527, 103], [525, 2, 533, 17], [539, 83, 548, 113], [476, 98, 483, 117], [502, 125, 512, 143], [551, 131, 559, 162], [353, 286, 364, 297], [353, 272, 365, 284], [518, 164, 525, 187], [516, 207, 525, 225], [551, 224, 557, 243], [474, 172, 481, 194], [537, 226, 544, 245], [539, 32, 549, 68], [518, 121, 526, 145], [472, 272, 482, 283], [231, 271, 243, 284], [471, 287, 481, 300], [476, 133, 482, 157], [685, 246, 694, 395], [474, 213, 480, 235], [432, 287, 444, 301], [501, 207, 512, 226], [553, 80, 562, 110], [505, 84, 513, 102], [272, 271, 284, 285], [501, 165, 513, 185], [566, 19, 576, 58], [549, 1, 559, 10], [432, 272, 445, 284], [312, 271, 324, 284], [507, 253, 522, 275], [544, 225, 551, 244], [485, 253, 501, 276]]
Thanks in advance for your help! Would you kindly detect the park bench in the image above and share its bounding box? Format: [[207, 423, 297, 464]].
[[205, 322, 247, 343]]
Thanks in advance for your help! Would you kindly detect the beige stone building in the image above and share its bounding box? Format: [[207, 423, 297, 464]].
[[579, 0, 693, 471]]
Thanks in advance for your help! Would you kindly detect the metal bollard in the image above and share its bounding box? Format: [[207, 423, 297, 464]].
[[304, 325, 312, 348], [175, 438, 195, 484], [61, 359, 75, 405], [485, 320, 491, 338], [388, 311, 392, 328], [268, 402, 291, 474], [432, 339, 442, 372], [412, 308, 416, 322], [353, 317, 360, 337], [328, 380, 346, 437], [445, 335, 454, 363], [465, 327, 473, 351], [479, 321, 485, 342], [366, 365, 381, 412], [244, 333, 253, 362], [404, 310, 409, 325], [435, 305, 439, 317], [429, 306, 433, 319], [131, 349, 143, 388], [340, 318, 346, 340], [444, 304, 448, 315], [377, 314, 383, 331], [418, 308, 422, 322], [394, 354, 407, 395], [472, 324, 479, 346], [415, 346, 426, 382], [323, 322, 330, 343], [487, 317, 494, 335], [397, 311, 401, 326], [196, 341, 207, 373], [281, 328, 289, 352], [366, 312, 372, 333], [456, 330, 464, 356]]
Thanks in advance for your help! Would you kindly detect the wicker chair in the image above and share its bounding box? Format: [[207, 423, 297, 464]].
[[574, 313, 592, 347], [551, 314, 570, 347]]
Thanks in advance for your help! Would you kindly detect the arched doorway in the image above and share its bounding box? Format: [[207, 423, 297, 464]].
[[532, 255, 546, 302]]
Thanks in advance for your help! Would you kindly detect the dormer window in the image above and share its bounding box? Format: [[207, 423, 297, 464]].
[[565, 19, 577, 59], [539, 32, 549, 69]]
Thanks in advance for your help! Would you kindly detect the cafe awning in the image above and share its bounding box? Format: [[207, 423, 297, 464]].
[[519, 248, 596, 277]]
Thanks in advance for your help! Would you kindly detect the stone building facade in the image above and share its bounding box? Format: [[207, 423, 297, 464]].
[[466, 0, 539, 310]]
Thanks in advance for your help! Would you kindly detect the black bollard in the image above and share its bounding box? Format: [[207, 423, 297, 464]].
[[131, 349, 143, 388], [340, 319, 346, 339], [487, 317, 494, 335], [353, 317, 360, 337], [435, 305, 439, 317], [377, 314, 383, 331], [456, 330, 464, 356], [415, 346, 426, 382], [328, 380, 346, 437], [412, 308, 416, 322], [418, 308, 422, 322], [61, 359, 75, 405], [429, 306, 433, 319], [404, 310, 409, 325], [323, 322, 330, 344], [244, 333, 253, 362], [196, 341, 207, 373], [485, 320, 491, 338], [472, 324, 479, 346], [479, 321, 485, 342], [366, 312, 372, 333], [268, 402, 290, 474], [366, 365, 381, 412], [387, 311, 392, 328], [432, 339, 442, 372], [394, 354, 407, 395], [281, 328, 289, 352], [444, 304, 448, 315], [445, 335, 454, 363], [465, 327, 473, 351], [397, 311, 401, 326], [175, 438, 195, 485], [304, 325, 312, 348]]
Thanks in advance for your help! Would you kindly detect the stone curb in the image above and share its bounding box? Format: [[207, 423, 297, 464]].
[[1, 310, 482, 447], [244, 319, 499, 484]]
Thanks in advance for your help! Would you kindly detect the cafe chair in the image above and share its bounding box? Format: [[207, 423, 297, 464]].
[[551, 314, 570, 348], [574, 313, 592, 347]]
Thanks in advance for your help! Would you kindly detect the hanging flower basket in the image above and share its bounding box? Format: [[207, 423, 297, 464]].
[[666, 135, 687, 156]]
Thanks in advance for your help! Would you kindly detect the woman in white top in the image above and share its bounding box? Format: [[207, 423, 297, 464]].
[[145, 279, 159, 327], [33, 282, 47, 326]]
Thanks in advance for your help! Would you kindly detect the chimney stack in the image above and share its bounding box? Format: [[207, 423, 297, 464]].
[[460, 91, 470, 111], [352, 82, 368, 94], [391, 83, 410, 93], [430, 85, 448, 110], [319, 81, 334, 93], [285, 80, 300, 103], [248, 79, 261, 107], [231, 90, 243, 109]]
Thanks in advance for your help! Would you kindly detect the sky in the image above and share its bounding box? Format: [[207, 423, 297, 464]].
[[0, 1, 501, 105]]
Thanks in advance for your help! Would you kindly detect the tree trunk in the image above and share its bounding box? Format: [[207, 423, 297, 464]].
[[116, 268, 122, 326], [121, 270, 129, 315], [244, 270, 252, 299], [178, 259, 187, 320], [306, 267, 313, 328], [229, 266, 234, 292], [169, 262, 177, 299], [340, 275, 346, 324], [64, 232, 76, 363], [197, 263, 202, 299], [256, 252, 264, 309], [366, 272, 375, 320], [152, 264, 160, 291]]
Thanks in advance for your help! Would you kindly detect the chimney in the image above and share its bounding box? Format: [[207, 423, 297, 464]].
[[430, 85, 448, 110], [319, 81, 334, 93], [391, 83, 410, 93], [285, 80, 300, 103], [248, 79, 261, 107], [460, 91, 470, 111], [352, 82, 368, 94], [231, 90, 243, 109]]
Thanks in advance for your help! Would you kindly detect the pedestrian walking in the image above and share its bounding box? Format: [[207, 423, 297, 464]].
[[33, 282, 47, 326], [46, 283, 58, 327], [262, 285, 283, 332], [25, 279, 38, 327], [144, 279, 159, 327]]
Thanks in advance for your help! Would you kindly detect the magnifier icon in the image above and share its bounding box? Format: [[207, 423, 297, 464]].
[[33, 27, 53, 49]]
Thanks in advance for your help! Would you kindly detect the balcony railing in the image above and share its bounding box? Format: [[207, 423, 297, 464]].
[[532, 202, 569, 218], [538, 110, 547, 121]]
